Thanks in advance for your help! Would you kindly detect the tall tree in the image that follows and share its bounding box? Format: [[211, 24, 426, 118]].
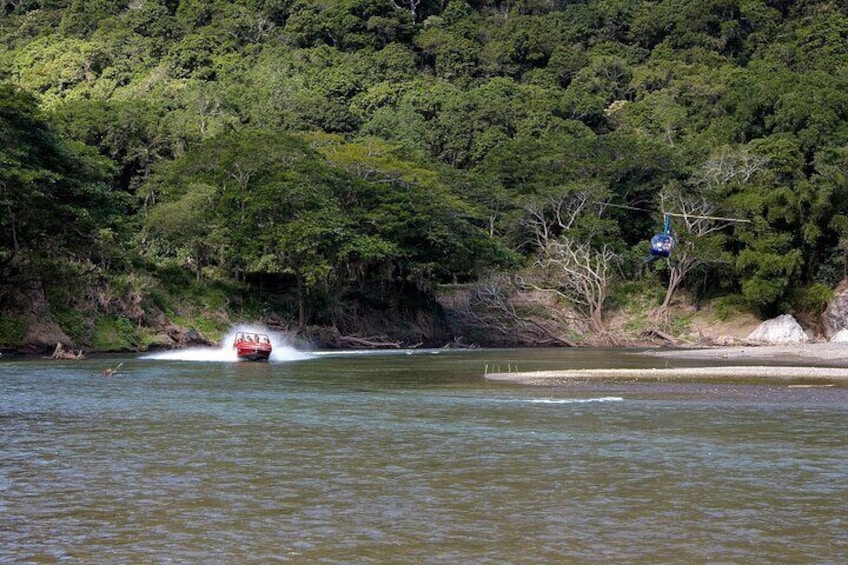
[[0, 82, 123, 300]]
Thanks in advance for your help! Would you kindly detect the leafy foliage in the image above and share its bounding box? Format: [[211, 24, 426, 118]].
[[0, 83, 124, 285], [140, 130, 511, 327], [2, 0, 848, 342]]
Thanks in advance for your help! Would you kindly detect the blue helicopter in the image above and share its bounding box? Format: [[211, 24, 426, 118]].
[[646, 213, 675, 262]]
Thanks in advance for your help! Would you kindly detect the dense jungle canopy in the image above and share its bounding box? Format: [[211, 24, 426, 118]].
[[1, 0, 848, 350]]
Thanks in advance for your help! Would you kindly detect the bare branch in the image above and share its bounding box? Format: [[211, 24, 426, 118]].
[[660, 190, 732, 238], [700, 146, 769, 187], [391, 0, 422, 23], [531, 238, 617, 333], [458, 275, 578, 346], [521, 190, 592, 249]]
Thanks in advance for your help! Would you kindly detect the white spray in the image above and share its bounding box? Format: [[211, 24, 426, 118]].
[[140, 324, 312, 362]]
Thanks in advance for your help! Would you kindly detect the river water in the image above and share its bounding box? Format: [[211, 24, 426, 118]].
[[2, 345, 846, 564]]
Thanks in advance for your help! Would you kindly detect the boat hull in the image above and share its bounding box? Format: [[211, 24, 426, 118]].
[[237, 350, 271, 361]]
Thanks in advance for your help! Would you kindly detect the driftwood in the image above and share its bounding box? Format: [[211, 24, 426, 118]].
[[526, 318, 577, 347], [338, 334, 402, 348], [584, 331, 625, 347], [95, 363, 123, 377], [442, 337, 478, 349], [50, 342, 85, 360], [642, 328, 680, 345]]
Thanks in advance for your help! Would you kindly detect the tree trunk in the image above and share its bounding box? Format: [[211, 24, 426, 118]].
[[661, 265, 684, 311], [295, 269, 306, 328]]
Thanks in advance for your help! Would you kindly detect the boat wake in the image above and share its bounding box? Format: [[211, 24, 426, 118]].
[[139, 325, 313, 363], [524, 397, 624, 405]]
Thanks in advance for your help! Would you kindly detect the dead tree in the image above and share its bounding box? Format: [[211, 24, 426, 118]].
[[461, 274, 577, 346], [391, 0, 423, 23], [520, 186, 612, 251], [529, 237, 618, 334], [522, 191, 591, 249], [656, 187, 736, 315], [50, 343, 85, 360], [700, 146, 768, 187], [651, 145, 761, 318]]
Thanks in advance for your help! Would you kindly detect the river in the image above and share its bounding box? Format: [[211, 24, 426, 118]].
[[2, 345, 846, 563]]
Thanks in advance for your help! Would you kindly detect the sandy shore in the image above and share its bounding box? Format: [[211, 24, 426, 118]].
[[485, 342, 848, 384], [643, 341, 848, 363]]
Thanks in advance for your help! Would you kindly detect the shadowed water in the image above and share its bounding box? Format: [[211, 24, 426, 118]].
[[2, 348, 846, 563]]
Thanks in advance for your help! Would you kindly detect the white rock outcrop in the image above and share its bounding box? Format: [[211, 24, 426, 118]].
[[823, 283, 848, 339], [746, 314, 809, 344], [830, 328, 848, 342]]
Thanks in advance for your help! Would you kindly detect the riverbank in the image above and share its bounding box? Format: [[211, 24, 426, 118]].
[[644, 342, 848, 363], [485, 342, 848, 384]]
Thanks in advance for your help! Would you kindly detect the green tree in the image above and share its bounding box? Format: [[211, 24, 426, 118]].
[[736, 225, 802, 314], [59, 0, 125, 38], [312, 134, 515, 283], [51, 99, 178, 194], [285, 0, 411, 51], [143, 182, 219, 281], [0, 83, 125, 298]]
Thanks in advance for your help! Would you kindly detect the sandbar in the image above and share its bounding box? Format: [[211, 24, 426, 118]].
[[485, 342, 848, 384]]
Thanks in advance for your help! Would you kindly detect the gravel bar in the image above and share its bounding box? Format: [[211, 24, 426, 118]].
[[485, 365, 848, 384]]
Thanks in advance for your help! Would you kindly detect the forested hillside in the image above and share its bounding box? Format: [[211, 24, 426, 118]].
[[2, 0, 847, 351]]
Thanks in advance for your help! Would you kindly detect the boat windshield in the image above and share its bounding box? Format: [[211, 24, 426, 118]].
[[235, 332, 270, 344]]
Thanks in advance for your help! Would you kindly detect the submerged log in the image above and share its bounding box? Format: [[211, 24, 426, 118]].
[[95, 362, 123, 377]]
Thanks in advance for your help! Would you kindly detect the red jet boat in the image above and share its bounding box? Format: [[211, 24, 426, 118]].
[[233, 332, 272, 361]]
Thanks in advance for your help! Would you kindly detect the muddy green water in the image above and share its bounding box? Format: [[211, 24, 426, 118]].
[[2, 348, 846, 563]]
